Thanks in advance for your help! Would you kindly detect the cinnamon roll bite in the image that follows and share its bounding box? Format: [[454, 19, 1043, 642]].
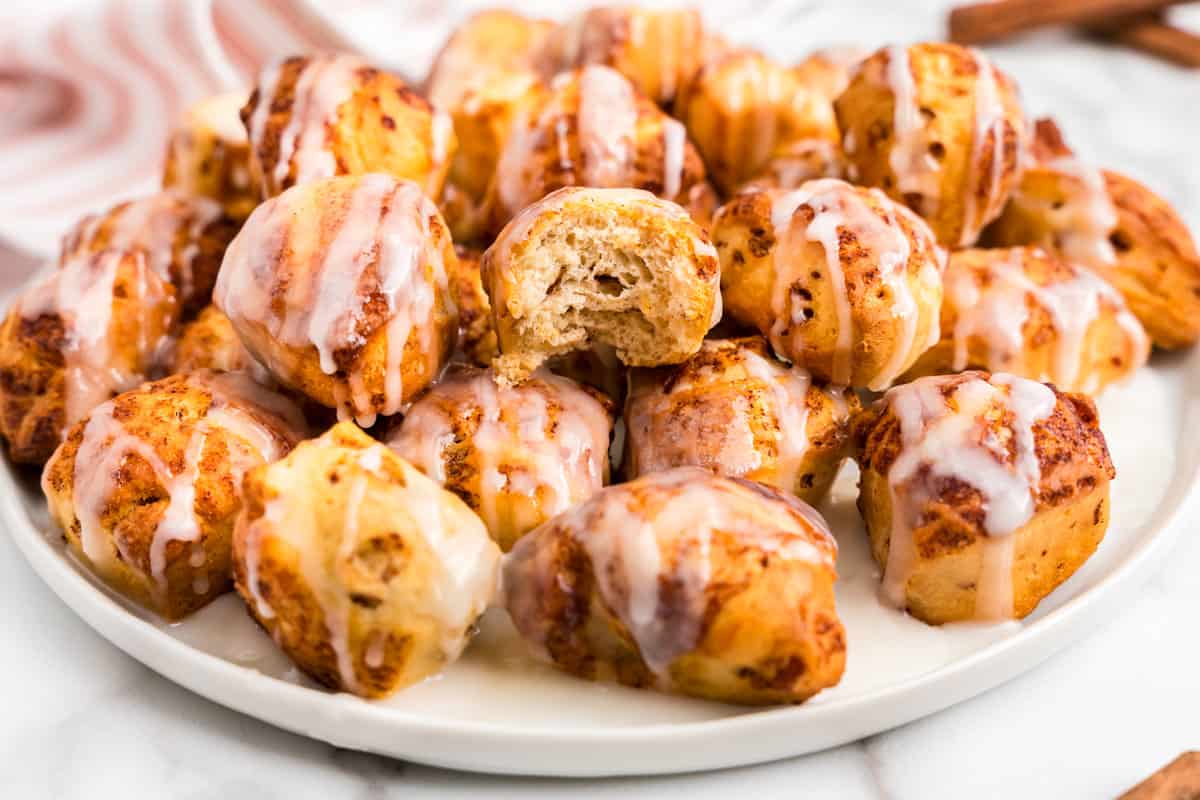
[[0, 250, 179, 464], [484, 65, 717, 236], [625, 337, 858, 505], [853, 371, 1114, 625], [985, 119, 1200, 349], [243, 54, 456, 200], [482, 187, 720, 384], [905, 247, 1149, 393], [502, 467, 845, 705], [233, 422, 501, 698], [676, 50, 840, 195], [59, 190, 238, 318], [41, 371, 306, 620], [163, 92, 257, 221], [387, 365, 612, 552], [540, 6, 717, 108], [835, 43, 1026, 247], [448, 245, 497, 368], [713, 179, 945, 390], [215, 174, 459, 426], [170, 305, 273, 386]]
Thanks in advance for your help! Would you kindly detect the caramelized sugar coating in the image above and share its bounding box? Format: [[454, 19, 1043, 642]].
[[59, 190, 237, 318], [448, 245, 497, 367], [502, 467, 845, 705], [625, 337, 859, 505], [853, 371, 1114, 625], [484, 65, 717, 237], [984, 119, 1200, 349], [676, 50, 840, 195], [215, 174, 459, 426], [233, 422, 501, 698], [387, 365, 612, 552], [905, 247, 1149, 393], [170, 305, 272, 385], [481, 187, 720, 384], [41, 371, 306, 621], [713, 179, 945, 390], [0, 250, 178, 464], [539, 6, 718, 108], [162, 92, 257, 221], [243, 54, 456, 200], [835, 43, 1026, 247]]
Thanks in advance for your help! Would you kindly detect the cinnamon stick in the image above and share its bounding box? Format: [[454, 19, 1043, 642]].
[[948, 0, 1189, 45], [1119, 752, 1200, 799], [1093, 14, 1200, 67]]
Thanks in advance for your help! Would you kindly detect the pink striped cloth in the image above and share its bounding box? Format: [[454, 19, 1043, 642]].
[[0, 0, 449, 263]]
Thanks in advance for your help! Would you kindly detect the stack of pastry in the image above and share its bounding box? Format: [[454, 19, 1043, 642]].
[[5, 4, 1196, 707]]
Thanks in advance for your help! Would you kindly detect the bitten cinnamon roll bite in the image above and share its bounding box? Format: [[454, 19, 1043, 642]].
[[59, 190, 238, 318], [484, 65, 717, 237], [481, 187, 720, 384], [163, 92, 257, 221], [853, 371, 1114, 625], [835, 43, 1026, 247], [713, 179, 945, 390], [215, 174, 459, 426], [0, 250, 178, 464], [540, 6, 716, 108], [904, 247, 1149, 394], [676, 50, 840, 195], [502, 467, 845, 705], [625, 337, 859, 505], [41, 371, 306, 620], [243, 54, 456, 200], [984, 119, 1200, 349], [233, 422, 501, 698], [387, 365, 612, 552]]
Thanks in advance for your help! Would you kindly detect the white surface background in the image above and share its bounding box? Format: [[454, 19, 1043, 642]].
[[1, 0, 1199, 797]]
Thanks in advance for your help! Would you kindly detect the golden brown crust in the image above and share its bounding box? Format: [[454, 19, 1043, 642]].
[[426, 10, 553, 110], [448, 246, 497, 367], [162, 92, 258, 221], [41, 372, 305, 621], [834, 43, 1026, 247], [483, 66, 715, 237], [243, 55, 456, 200], [170, 305, 269, 381], [712, 181, 945, 389], [215, 174, 459, 422], [0, 251, 179, 465], [676, 50, 840, 195], [232, 421, 500, 697], [852, 372, 1114, 624], [59, 191, 237, 319], [624, 336, 859, 505], [387, 364, 612, 551], [502, 468, 845, 704], [903, 246, 1149, 393]]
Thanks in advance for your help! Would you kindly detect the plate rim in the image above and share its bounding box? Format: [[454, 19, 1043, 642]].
[[6, 350, 1199, 776]]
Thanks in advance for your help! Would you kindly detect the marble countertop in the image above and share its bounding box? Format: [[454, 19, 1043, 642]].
[[3, 1, 1200, 797]]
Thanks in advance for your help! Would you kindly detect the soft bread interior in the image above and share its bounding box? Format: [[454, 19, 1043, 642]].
[[496, 202, 704, 382]]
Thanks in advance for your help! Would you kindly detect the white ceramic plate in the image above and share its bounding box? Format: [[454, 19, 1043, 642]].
[[5, 348, 1197, 777]]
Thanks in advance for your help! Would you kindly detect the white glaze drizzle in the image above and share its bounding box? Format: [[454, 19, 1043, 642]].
[[505, 468, 836, 677], [389, 367, 611, 540], [880, 372, 1056, 620], [947, 249, 1149, 390], [661, 117, 686, 200], [1043, 157, 1119, 267], [768, 180, 938, 390], [214, 175, 450, 425], [958, 49, 1009, 247], [63, 371, 303, 599], [885, 46, 941, 208]]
